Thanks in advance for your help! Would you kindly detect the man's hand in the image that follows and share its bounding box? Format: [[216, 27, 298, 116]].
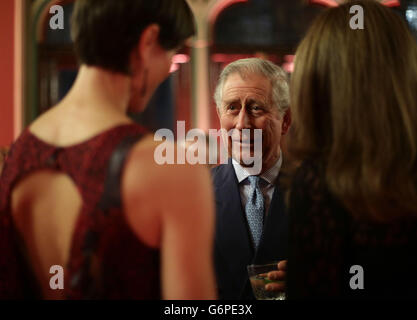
[[265, 260, 287, 291]]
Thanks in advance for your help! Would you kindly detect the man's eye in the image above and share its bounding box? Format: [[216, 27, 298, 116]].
[[251, 106, 263, 111], [228, 105, 238, 111]]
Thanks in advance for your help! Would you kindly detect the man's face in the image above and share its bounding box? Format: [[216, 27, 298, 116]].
[[218, 72, 288, 173]]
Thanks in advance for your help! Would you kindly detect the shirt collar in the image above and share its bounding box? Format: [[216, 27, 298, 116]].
[[232, 152, 283, 185]]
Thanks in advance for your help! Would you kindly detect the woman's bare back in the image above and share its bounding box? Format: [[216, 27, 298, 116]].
[[6, 102, 216, 299]]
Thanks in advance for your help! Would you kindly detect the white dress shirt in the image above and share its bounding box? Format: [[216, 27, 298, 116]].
[[232, 153, 283, 216]]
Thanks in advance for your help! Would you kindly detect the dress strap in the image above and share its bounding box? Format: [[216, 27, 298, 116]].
[[97, 133, 144, 211], [68, 133, 144, 299]]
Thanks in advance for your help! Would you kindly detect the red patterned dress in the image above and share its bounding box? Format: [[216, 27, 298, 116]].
[[0, 124, 161, 299]]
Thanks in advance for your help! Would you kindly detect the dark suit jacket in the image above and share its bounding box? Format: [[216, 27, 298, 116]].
[[211, 158, 288, 300]]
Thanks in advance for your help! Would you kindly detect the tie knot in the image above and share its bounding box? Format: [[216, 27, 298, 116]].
[[247, 175, 260, 187]]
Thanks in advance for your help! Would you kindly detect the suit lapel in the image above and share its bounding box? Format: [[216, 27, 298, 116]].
[[254, 174, 289, 264], [214, 159, 254, 290]]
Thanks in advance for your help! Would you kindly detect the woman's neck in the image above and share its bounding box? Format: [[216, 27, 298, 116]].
[[63, 65, 132, 115]]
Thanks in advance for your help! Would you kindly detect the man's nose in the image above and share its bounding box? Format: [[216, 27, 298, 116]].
[[235, 107, 251, 130]]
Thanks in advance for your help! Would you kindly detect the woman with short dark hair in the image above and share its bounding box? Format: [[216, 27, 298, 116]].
[[0, 0, 216, 300]]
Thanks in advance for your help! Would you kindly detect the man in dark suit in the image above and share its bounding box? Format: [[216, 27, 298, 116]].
[[212, 58, 291, 299]]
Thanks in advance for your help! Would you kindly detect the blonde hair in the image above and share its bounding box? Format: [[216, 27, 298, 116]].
[[289, 0, 417, 221]]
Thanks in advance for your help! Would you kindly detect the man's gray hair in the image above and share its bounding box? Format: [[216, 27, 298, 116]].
[[214, 58, 290, 115]]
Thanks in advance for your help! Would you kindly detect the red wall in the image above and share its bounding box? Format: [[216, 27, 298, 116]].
[[0, 0, 15, 147]]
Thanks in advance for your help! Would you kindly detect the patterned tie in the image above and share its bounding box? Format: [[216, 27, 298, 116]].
[[245, 175, 264, 249]]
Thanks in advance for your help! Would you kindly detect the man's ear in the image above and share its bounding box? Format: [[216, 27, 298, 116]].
[[281, 108, 291, 135], [136, 24, 160, 65]]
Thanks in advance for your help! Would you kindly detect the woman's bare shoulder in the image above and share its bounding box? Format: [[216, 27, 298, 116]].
[[121, 135, 214, 247], [123, 135, 212, 210]]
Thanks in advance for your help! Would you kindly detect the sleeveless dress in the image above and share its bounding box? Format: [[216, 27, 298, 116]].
[[0, 123, 161, 299]]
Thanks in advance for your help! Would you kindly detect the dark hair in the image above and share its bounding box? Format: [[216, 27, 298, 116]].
[[289, 0, 417, 221], [71, 0, 195, 74]]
